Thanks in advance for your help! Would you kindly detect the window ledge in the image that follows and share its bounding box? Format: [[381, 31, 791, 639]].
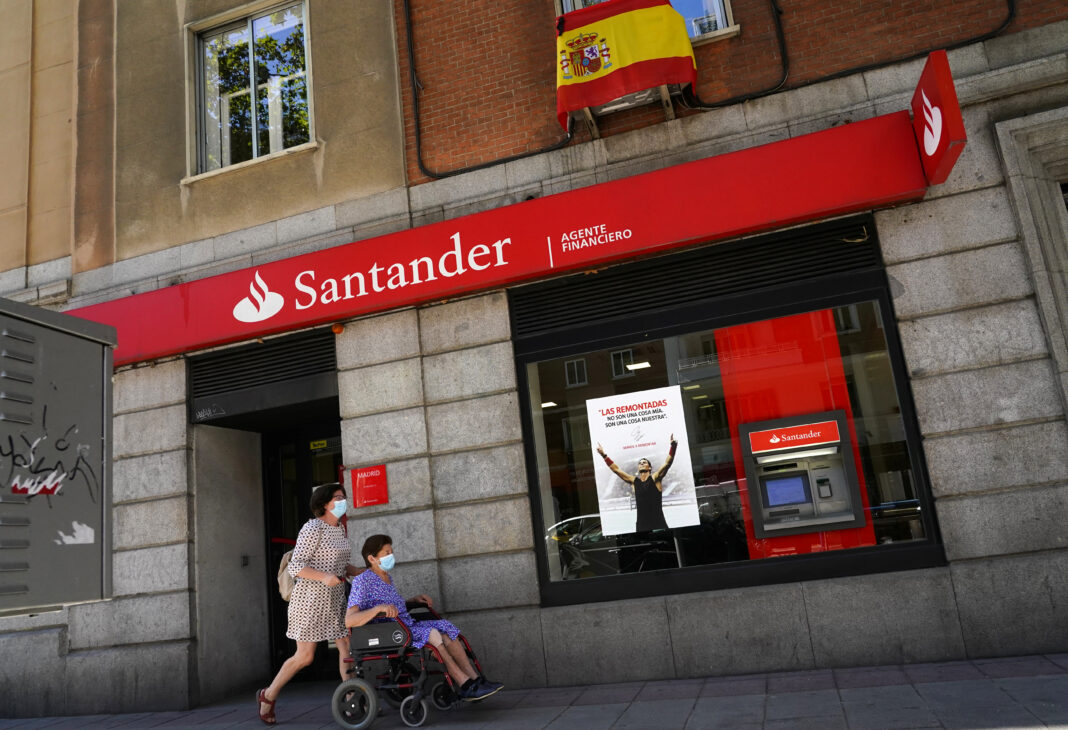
[[691, 23, 741, 47], [181, 140, 320, 186]]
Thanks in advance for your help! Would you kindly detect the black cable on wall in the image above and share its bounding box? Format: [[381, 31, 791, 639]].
[[401, 0, 572, 180]]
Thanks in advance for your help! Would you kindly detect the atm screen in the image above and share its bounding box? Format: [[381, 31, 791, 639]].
[[763, 473, 811, 507]]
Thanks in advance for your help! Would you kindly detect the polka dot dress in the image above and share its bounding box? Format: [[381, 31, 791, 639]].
[[286, 518, 351, 642]]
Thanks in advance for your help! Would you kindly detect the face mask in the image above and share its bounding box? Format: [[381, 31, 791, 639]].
[[378, 553, 395, 572], [330, 499, 347, 518]]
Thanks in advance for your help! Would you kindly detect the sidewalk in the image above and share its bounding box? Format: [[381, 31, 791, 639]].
[[2, 654, 1066, 729]]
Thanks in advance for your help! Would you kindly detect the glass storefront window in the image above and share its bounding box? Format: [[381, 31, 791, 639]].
[[526, 300, 928, 584]]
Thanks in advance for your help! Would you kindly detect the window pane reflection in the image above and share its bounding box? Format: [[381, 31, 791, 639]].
[[202, 24, 253, 169], [201, 3, 308, 172], [529, 301, 926, 583]]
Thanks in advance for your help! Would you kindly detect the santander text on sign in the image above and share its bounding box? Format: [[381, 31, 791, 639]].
[[293, 233, 511, 311], [71, 108, 935, 367], [748, 420, 842, 454]]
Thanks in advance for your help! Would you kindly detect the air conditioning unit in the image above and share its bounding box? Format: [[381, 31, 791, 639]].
[[591, 87, 660, 115], [589, 83, 685, 117]]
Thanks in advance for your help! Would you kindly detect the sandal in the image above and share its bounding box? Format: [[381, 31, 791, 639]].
[[257, 688, 276, 725]]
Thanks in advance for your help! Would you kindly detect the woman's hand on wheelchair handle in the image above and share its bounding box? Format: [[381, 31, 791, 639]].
[[376, 603, 399, 619]]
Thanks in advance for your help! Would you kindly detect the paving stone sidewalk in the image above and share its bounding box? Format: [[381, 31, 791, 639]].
[[2, 654, 1066, 729]]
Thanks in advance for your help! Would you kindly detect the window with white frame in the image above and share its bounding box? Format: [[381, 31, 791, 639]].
[[565, 358, 588, 387], [198, 2, 310, 172], [558, 0, 734, 40], [610, 348, 635, 378]]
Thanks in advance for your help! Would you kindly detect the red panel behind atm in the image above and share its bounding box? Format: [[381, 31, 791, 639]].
[[714, 309, 876, 559]]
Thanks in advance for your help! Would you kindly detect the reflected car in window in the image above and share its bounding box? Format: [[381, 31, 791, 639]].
[[545, 515, 678, 579]]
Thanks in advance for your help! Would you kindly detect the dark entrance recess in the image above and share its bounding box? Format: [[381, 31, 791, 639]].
[[261, 424, 344, 678], [188, 327, 345, 679]]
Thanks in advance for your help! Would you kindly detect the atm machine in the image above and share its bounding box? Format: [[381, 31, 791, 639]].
[[738, 410, 866, 538]]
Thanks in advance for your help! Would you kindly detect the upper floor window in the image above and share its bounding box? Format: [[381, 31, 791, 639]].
[[610, 348, 635, 378], [559, 0, 734, 41], [565, 358, 588, 387], [198, 2, 310, 172]]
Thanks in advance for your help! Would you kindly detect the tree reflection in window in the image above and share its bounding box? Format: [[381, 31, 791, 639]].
[[201, 4, 309, 172]]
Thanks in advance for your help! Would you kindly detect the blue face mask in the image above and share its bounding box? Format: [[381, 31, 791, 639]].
[[378, 553, 395, 572], [330, 499, 347, 518]]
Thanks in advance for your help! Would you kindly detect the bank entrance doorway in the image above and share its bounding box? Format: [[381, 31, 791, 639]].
[[263, 422, 345, 678], [187, 327, 345, 682]]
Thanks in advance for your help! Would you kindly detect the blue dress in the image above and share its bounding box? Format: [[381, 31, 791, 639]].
[[347, 570, 460, 649]]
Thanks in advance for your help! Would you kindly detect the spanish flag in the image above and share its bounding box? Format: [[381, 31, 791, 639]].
[[556, 0, 696, 129]]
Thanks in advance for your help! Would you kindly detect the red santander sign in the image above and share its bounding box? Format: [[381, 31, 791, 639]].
[[911, 50, 966, 185], [68, 53, 965, 367], [749, 420, 841, 454]]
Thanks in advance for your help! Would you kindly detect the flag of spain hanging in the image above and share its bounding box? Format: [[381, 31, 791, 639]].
[[556, 0, 696, 129]]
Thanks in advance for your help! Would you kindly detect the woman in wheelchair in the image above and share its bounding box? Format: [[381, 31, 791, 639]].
[[345, 534, 504, 702]]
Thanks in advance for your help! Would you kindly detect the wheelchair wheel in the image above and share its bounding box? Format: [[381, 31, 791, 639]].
[[332, 678, 378, 730], [399, 695, 429, 728], [430, 680, 456, 711], [382, 660, 418, 709]]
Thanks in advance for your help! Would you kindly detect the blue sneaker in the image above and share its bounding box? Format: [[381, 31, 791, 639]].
[[476, 678, 504, 695], [459, 680, 498, 702]]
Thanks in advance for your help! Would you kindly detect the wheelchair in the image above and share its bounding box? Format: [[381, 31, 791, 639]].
[[331, 602, 487, 729]]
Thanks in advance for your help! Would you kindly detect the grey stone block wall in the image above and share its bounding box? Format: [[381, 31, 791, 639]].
[[542, 597, 676, 685], [0, 627, 69, 716], [936, 484, 1068, 561], [68, 592, 192, 650], [951, 550, 1068, 657], [64, 641, 192, 713], [875, 55, 1068, 662], [338, 290, 539, 628], [801, 570, 965, 667], [668, 583, 815, 678], [447, 607, 548, 689]]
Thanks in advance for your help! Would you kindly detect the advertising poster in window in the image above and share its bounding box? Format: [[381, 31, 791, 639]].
[[587, 385, 700, 536]]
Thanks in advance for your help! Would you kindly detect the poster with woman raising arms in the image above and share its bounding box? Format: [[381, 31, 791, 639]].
[[586, 385, 700, 536]]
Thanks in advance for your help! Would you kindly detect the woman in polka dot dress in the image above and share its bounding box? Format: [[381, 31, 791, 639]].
[[257, 483, 362, 725]]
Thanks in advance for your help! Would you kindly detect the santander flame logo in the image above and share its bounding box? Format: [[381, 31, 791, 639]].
[[921, 90, 943, 157], [232, 271, 285, 323]]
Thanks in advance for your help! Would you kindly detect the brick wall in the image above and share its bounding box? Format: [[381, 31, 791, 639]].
[[396, 0, 1068, 183]]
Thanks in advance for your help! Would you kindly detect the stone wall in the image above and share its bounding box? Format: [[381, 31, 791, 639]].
[[336, 294, 544, 688], [875, 58, 1068, 656]]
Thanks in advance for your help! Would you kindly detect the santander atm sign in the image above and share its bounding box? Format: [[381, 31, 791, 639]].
[[71, 52, 963, 367]]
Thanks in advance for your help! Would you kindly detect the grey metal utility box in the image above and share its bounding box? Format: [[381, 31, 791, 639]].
[[0, 298, 116, 614]]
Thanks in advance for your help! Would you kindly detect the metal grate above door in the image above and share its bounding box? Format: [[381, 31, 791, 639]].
[[188, 327, 338, 425], [509, 215, 882, 348]]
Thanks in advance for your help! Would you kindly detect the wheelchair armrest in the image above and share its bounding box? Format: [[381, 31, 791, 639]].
[[406, 601, 442, 621]]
